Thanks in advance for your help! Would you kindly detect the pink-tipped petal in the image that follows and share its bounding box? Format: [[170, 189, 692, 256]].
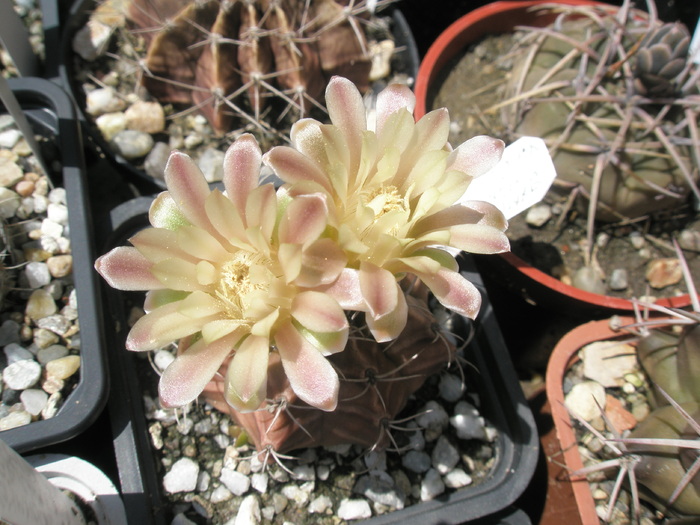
[[366, 286, 408, 342], [448, 224, 511, 254], [223, 134, 262, 217], [159, 331, 241, 407], [418, 267, 483, 320], [204, 190, 248, 248], [263, 146, 332, 193], [275, 321, 339, 411], [225, 334, 269, 411], [143, 289, 188, 312], [164, 151, 212, 229], [177, 226, 231, 262], [412, 108, 450, 156], [376, 83, 416, 136], [295, 238, 347, 287], [278, 193, 329, 245], [150, 258, 206, 291], [326, 76, 366, 173], [318, 268, 366, 311], [446, 136, 504, 178], [359, 262, 399, 320], [130, 228, 189, 263], [95, 246, 164, 291], [291, 291, 348, 334]]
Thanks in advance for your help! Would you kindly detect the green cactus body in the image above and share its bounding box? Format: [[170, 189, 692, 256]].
[[203, 284, 457, 454], [505, 13, 698, 223]]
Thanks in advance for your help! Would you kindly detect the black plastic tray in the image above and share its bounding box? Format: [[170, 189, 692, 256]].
[[99, 197, 538, 525], [0, 77, 109, 453]]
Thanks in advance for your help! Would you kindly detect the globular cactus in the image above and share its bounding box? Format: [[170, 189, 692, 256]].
[[95, 78, 510, 457], [503, 0, 700, 226]]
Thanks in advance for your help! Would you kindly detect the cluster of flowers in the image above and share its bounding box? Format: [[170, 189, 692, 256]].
[[95, 77, 510, 414]]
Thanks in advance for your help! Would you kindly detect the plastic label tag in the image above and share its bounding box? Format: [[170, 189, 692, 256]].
[[459, 136, 556, 220]]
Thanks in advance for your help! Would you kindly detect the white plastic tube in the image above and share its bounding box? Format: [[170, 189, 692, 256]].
[[0, 438, 85, 525]]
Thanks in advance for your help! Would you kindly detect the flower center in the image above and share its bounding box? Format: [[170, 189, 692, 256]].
[[365, 185, 408, 220], [216, 251, 267, 317]]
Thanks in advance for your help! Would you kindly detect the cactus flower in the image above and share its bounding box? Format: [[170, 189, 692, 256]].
[[95, 134, 349, 412], [264, 76, 510, 341]]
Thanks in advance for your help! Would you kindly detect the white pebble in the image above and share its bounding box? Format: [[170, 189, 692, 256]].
[[431, 435, 460, 474], [234, 494, 261, 525], [210, 485, 232, 503], [0, 410, 32, 430], [450, 400, 487, 440], [402, 450, 431, 473], [20, 388, 49, 415], [565, 381, 607, 421], [47, 203, 69, 225], [251, 472, 268, 494], [96, 112, 127, 142], [444, 468, 472, 489], [0, 187, 20, 218], [220, 467, 250, 496], [337, 499, 372, 520], [86, 87, 126, 116], [163, 458, 200, 494], [420, 468, 445, 501], [0, 129, 22, 148], [3, 359, 41, 389], [525, 203, 552, 227], [439, 374, 464, 402], [40, 218, 63, 239], [308, 495, 333, 514], [154, 349, 175, 371]]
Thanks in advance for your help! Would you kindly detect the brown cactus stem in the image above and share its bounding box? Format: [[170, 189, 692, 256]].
[[201, 283, 457, 455], [238, 1, 274, 121]]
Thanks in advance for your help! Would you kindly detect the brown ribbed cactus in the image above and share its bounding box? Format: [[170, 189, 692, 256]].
[[501, 0, 700, 239], [123, 0, 374, 135], [201, 283, 457, 454]]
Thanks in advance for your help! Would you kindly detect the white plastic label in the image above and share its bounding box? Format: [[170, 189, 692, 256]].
[[459, 136, 556, 220]]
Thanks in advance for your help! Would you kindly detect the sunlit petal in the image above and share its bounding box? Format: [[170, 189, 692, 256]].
[[150, 258, 206, 291], [164, 151, 212, 229], [366, 287, 408, 342], [294, 238, 347, 287], [149, 192, 190, 230], [418, 267, 482, 319], [263, 146, 332, 193], [245, 184, 277, 241], [449, 224, 511, 254], [95, 246, 164, 291], [359, 262, 399, 319], [275, 321, 339, 411], [376, 83, 415, 136], [278, 193, 328, 245], [159, 331, 242, 407], [326, 76, 365, 175], [318, 268, 366, 311], [291, 291, 348, 334], [143, 289, 188, 312], [177, 226, 231, 262], [447, 136, 505, 178], [225, 335, 269, 411], [223, 134, 261, 216], [204, 190, 248, 247]]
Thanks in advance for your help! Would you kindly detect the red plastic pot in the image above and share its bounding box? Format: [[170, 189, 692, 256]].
[[415, 0, 693, 313]]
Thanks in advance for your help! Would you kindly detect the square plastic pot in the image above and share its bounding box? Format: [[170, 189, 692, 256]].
[[0, 77, 109, 453], [97, 197, 538, 525]]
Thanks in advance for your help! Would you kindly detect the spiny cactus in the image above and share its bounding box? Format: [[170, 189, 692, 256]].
[[501, 0, 700, 258]]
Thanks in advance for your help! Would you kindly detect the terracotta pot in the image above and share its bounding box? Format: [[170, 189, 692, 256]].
[[414, 0, 693, 313], [544, 317, 636, 524]]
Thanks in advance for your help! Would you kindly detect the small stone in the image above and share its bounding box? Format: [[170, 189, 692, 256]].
[[163, 458, 200, 494], [450, 400, 487, 440], [415, 400, 449, 440], [525, 203, 552, 227], [572, 266, 606, 295], [308, 495, 333, 514], [604, 394, 637, 433], [210, 485, 232, 503], [608, 268, 628, 291], [3, 359, 41, 389], [443, 468, 472, 489], [96, 112, 127, 142], [37, 315, 72, 336], [25, 262, 52, 289], [354, 471, 405, 510], [42, 375, 65, 395], [45, 355, 81, 380], [369, 39, 394, 81], [0, 320, 21, 346], [595, 232, 610, 249], [86, 87, 126, 116], [20, 388, 48, 415], [337, 499, 372, 520], [0, 129, 22, 149], [432, 435, 460, 474], [678, 229, 700, 251], [46, 255, 73, 278], [439, 374, 464, 402], [153, 349, 175, 371], [629, 231, 645, 249], [144, 142, 170, 181], [565, 380, 607, 421], [72, 19, 114, 61], [0, 187, 20, 218], [631, 401, 650, 422], [420, 468, 445, 501], [0, 157, 23, 187], [111, 130, 154, 160], [41, 392, 62, 418], [0, 410, 32, 430], [197, 148, 225, 182], [125, 101, 165, 134], [582, 341, 637, 388], [250, 472, 268, 494], [184, 133, 203, 149], [3, 343, 33, 364], [645, 258, 682, 289], [47, 203, 69, 225], [402, 450, 431, 473], [234, 494, 261, 525], [33, 328, 59, 349], [41, 218, 63, 239], [15, 180, 35, 197], [292, 464, 315, 482], [220, 467, 250, 496]]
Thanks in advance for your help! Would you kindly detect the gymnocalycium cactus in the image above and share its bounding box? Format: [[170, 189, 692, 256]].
[[95, 77, 510, 454], [501, 0, 700, 262]]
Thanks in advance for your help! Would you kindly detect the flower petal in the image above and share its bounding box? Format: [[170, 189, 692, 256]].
[[143, 289, 188, 312], [291, 291, 348, 334], [418, 267, 482, 320], [149, 192, 190, 230], [448, 224, 511, 254], [223, 134, 262, 218], [295, 238, 347, 287], [159, 331, 242, 407], [278, 193, 328, 245], [376, 83, 415, 136], [95, 246, 164, 291], [359, 262, 399, 320], [245, 184, 277, 241], [205, 190, 248, 248], [225, 334, 269, 411], [318, 268, 366, 311], [177, 225, 231, 262], [366, 285, 408, 342], [130, 228, 189, 263], [150, 258, 206, 291], [263, 146, 332, 193], [164, 151, 212, 229], [275, 320, 339, 411], [326, 76, 365, 174], [447, 136, 505, 178]]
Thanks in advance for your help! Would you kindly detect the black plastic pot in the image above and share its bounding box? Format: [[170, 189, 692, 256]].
[[58, 0, 420, 192], [0, 77, 109, 453], [98, 197, 538, 525]]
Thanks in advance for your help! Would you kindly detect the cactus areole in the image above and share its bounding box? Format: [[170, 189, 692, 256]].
[[95, 77, 511, 454]]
